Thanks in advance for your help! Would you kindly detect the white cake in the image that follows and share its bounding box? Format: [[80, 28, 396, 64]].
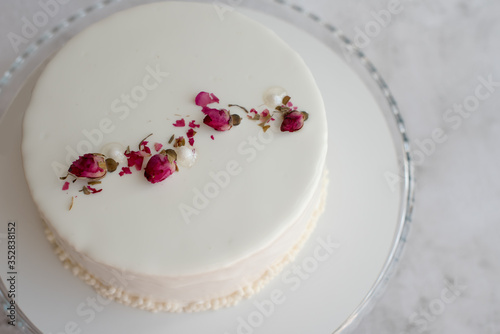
[[22, 2, 328, 312]]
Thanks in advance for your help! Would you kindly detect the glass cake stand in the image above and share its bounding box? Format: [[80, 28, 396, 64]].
[[0, 1, 414, 333]]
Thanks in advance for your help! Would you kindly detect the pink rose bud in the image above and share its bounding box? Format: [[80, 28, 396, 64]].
[[68, 153, 107, 179], [280, 111, 309, 132], [202, 107, 241, 132], [202, 107, 232, 131], [144, 149, 177, 184]]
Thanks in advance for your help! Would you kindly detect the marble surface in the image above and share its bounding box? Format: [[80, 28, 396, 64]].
[[0, 1, 498, 333]]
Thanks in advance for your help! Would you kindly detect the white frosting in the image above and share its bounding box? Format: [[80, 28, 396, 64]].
[[22, 2, 327, 309]]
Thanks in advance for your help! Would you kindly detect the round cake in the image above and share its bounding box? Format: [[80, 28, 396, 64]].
[[22, 1, 328, 312]]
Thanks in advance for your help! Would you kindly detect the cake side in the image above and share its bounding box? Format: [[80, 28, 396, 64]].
[[44, 171, 329, 312]]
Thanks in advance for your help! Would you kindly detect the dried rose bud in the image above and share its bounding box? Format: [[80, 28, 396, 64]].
[[195, 92, 220, 107], [68, 153, 107, 180], [144, 149, 177, 184], [202, 107, 240, 132], [280, 111, 309, 132]]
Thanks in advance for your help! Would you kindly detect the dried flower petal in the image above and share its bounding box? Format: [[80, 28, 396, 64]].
[[280, 111, 307, 132], [87, 186, 103, 194], [258, 124, 271, 132], [275, 105, 291, 113], [186, 129, 197, 138], [62, 182, 70, 191], [154, 143, 163, 152], [173, 136, 186, 147], [68, 153, 107, 180], [80, 186, 91, 195], [259, 113, 272, 125], [189, 137, 195, 146], [144, 150, 177, 184], [125, 150, 150, 171], [211, 135, 215, 140], [119, 167, 132, 177], [125, 137, 152, 171], [195, 92, 220, 107], [138, 133, 153, 148], [140, 142, 152, 154], [173, 119, 186, 127], [189, 120, 201, 128]]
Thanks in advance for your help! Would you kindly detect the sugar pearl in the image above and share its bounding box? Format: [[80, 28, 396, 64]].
[[263, 86, 288, 109], [175, 146, 197, 168], [101, 143, 127, 165]]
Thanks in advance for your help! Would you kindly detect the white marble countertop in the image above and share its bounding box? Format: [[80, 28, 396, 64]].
[[0, 1, 498, 333]]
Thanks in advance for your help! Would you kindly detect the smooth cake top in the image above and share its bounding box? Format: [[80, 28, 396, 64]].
[[22, 2, 328, 276]]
